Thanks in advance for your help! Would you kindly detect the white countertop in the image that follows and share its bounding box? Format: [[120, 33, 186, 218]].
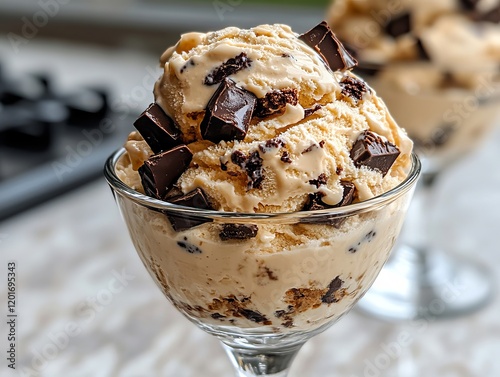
[[1, 38, 500, 377]]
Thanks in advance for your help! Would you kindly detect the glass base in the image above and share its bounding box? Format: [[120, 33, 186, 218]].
[[356, 244, 494, 321]]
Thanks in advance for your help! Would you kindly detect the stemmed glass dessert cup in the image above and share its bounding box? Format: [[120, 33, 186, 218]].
[[105, 149, 421, 376], [355, 70, 500, 321]]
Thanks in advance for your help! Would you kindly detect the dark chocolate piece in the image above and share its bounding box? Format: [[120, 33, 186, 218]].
[[220, 224, 258, 241], [231, 150, 264, 189], [254, 88, 298, 118], [301, 181, 356, 226], [166, 188, 213, 231], [177, 241, 203, 254], [138, 145, 193, 200], [204, 53, 252, 86], [238, 308, 270, 324], [350, 130, 400, 176], [340, 76, 369, 102], [299, 21, 357, 71], [134, 103, 181, 154], [386, 13, 411, 38], [309, 173, 328, 188], [321, 276, 344, 304], [200, 78, 256, 143]]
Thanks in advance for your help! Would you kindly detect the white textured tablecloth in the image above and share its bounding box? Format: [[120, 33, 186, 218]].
[[1, 38, 500, 377]]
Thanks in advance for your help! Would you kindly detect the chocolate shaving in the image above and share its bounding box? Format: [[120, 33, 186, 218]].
[[138, 145, 193, 200], [281, 151, 292, 163], [321, 276, 344, 304], [299, 21, 357, 71], [200, 78, 256, 143], [220, 224, 258, 241], [340, 76, 369, 102], [238, 309, 270, 324], [254, 88, 298, 118], [386, 13, 411, 38], [166, 188, 213, 231], [350, 130, 400, 176], [204, 52, 252, 85], [134, 103, 181, 154]]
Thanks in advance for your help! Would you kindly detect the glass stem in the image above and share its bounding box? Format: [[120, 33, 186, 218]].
[[222, 342, 304, 377]]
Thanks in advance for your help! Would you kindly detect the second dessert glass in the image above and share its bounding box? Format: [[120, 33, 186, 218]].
[[105, 149, 420, 376], [355, 70, 500, 320]]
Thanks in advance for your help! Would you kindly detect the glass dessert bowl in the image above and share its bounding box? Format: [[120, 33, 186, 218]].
[[105, 148, 420, 376]]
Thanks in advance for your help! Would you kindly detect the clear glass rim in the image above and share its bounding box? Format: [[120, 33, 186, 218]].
[[104, 148, 421, 221]]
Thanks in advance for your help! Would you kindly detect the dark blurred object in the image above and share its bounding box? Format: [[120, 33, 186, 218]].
[[0, 63, 133, 221]]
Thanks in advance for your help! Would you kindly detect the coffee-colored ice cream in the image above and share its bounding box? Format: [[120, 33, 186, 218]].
[[114, 23, 415, 331]]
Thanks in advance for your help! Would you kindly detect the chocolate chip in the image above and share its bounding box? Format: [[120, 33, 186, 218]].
[[386, 13, 411, 38], [204, 52, 252, 86], [309, 173, 328, 188], [134, 103, 181, 154], [299, 21, 357, 71], [304, 104, 322, 118], [166, 188, 213, 231], [254, 88, 298, 118], [231, 150, 264, 189], [321, 276, 344, 304], [138, 145, 193, 200], [302, 141, 324, 154], [200, 78, 256, 143], [259, 137, 286, 153], [350, 130, 400, 176], [177, 241, 203, 254], [281, 151, 292, 163], [211, 313, 226, 320], [238, 308, 270, 324], [220, 224, 258, 241], [340, 76, 369, 102]]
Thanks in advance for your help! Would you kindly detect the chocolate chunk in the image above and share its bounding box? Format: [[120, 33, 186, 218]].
[[200, 78, 256, 143], [254, 88, 298, 118], [477, 5, 500, 23], [335, 181, 356, 208], [350, 130, 400, 176], [177, 241, 203, 254], [340, 76, 369, 102], [138, 145, 193, 200], [166, 188, 213, 231], [220, 224, 258, 241], [231, 150, 264, 189], [204, 52, 252, 86], [301, 181, 356, 226], [299, 21, 357, 71], [386, 13, 411, 38], [309, 173, 328, 188], [238, 308, 270, 324], [281, 151, 292, 163], [321, 276, 344, 304], [259, 137, 286, 153], [134, 103, 181, 154], [304, 104, 322, 118]]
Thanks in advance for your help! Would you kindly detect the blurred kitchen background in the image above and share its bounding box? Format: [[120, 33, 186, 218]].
[[0, 0, 326, 220], [1, 1, 500, 376]]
